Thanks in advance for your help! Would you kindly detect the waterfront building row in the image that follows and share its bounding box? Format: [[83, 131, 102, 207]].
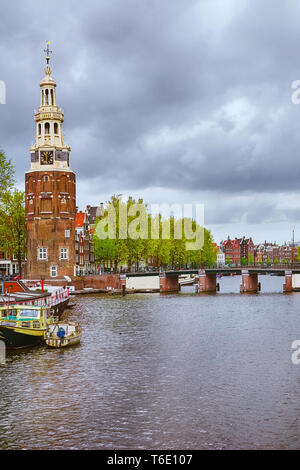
[[218, 236, 297, 267]]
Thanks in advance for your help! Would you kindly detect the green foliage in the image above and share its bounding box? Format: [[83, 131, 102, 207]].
[[0, 189, 26, 275], [0, 153, 26, 274], [93, 195, 217, 271], [241, 256, 248, 266], [296, 246, 300, 262], [248, 253, 254, 265], [273, 258, 279, 264], [0, 151, 14, 198]]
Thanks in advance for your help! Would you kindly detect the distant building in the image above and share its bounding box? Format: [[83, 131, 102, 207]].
[[221, 236, 255, 266], [75, 211, 95, 276], [216, 247, 225, 267], [239, 236, 255, 261], [0, 251, 21, 276], [86, 203, 105, 226], [222, 237, 241, 266]]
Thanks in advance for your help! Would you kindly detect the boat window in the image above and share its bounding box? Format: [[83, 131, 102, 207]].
[[18, 309, 40, 318]]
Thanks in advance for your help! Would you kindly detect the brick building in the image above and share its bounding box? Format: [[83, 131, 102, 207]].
[[0, 251, 20, 276], [75, 211, 95, 276], [239, 236, 255, 262], [25, 54, 76, 279], [222, 236, 255, 266], [222, 237, 241, 266], [86, 203, 105, 226]]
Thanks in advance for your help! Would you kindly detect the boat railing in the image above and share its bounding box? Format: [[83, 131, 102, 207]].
[[49, 315, 60, 323], [0, 288, 70, 308]]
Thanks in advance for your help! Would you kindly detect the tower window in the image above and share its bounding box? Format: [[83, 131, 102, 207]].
[[51, 89, 54, 106], [38, 248, 48, 260], [50, 265, 58, 277], [38, 124, 41, 135], [54, 123, 58, 134], [60, 248, 69, 260], [45, 89, 49, 105], [45, 122, 50, 135], [44, 176, 49, 182], [61, 197, 66, 204]]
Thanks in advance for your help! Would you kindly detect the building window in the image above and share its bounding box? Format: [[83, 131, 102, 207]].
[[60, 248, 68, 260], [54, 123, 58, 134], [50, 265, 58, 277], [38, 248, 48, 260], [44, 175, 49, 182], [61, 197, 66, 204], [65, 229, 70, 238]]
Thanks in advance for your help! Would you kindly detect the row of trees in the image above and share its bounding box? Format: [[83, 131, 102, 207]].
[[93, 195, 217, 271], [0, 151, 26, 275]]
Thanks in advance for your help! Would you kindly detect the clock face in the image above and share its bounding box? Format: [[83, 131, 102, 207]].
[[40, 151, 54, 165]]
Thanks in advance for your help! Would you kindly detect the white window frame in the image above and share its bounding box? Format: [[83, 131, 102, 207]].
[[65, 229, 70, 238], [60, 248, 69, 260], [38, 247, 48, 260], [50, 265, 58, 277]]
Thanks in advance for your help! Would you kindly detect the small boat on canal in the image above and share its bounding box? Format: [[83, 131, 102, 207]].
[[44, 321, 81, 348], [0, 305, 58, 349]]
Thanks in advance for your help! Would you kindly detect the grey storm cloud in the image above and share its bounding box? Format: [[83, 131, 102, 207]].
[[1, 0, 300, 242]]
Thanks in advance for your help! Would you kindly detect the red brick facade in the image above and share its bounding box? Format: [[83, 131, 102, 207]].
[[223, 237, 241, 266], [222, 236, 255, 266], [25, 170, 76, 279]]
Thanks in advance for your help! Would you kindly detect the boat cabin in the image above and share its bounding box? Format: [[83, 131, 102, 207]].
[[0, 305, 51, 327]]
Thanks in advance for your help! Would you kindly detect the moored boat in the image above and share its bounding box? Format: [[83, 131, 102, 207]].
[[44, 321, 81, 348], [0, 279, 70, 317], [179, 274, 196, 286], [0, 305, 58, 349]]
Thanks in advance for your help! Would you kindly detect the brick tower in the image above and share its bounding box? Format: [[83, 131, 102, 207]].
[[25, 45, 76, 280]]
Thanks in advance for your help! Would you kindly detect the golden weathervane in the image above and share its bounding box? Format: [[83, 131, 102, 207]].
[[44, 41, 52, 64]]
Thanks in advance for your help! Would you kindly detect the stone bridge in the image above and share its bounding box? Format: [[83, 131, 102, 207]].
[[125, 268, 300, 293]]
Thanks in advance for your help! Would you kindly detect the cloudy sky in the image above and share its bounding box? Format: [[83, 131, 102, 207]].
[[1, 0, 300, 244]]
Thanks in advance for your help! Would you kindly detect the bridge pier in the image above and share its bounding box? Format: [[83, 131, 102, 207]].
[[283, 270, 292, 292], [240, 270, 260, 293], [159, 273, 180, 293], [196, 270, 218, 293]]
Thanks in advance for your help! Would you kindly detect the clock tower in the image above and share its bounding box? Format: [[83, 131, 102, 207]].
[[25, 44, 76, 280]]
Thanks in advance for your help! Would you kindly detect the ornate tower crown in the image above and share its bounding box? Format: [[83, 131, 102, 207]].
[[29, 42, 71, 171]]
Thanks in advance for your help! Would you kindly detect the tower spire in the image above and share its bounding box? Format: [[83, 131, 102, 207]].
[[44, 41, 52, 64]]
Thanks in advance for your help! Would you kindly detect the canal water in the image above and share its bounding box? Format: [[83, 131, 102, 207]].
[[1, 275, 300, 450]]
